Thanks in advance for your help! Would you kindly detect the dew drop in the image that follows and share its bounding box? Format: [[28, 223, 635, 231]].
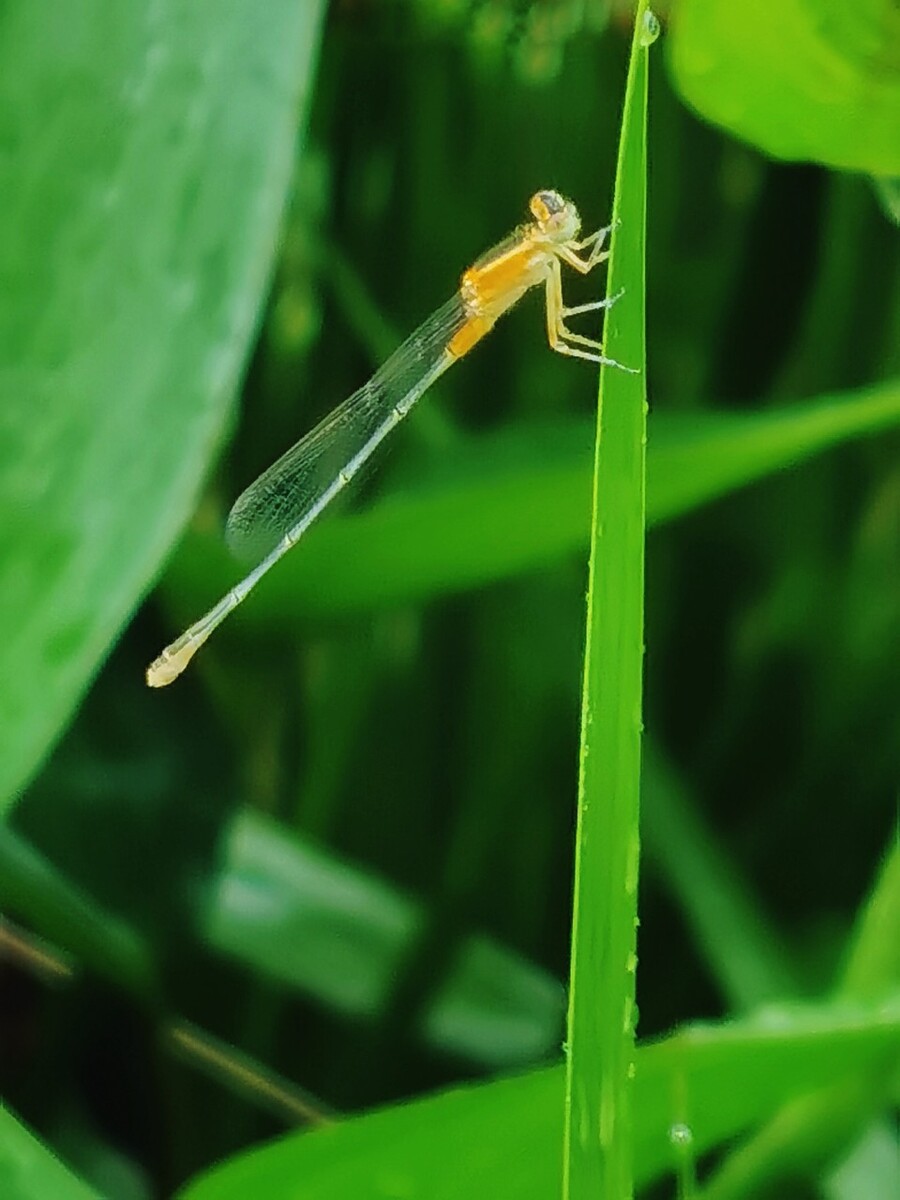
[[669, 1122, 693, 1149], [640, 8, 661, 47], [622, 996, 633, 1032], [669, 1122, 698, 1200]]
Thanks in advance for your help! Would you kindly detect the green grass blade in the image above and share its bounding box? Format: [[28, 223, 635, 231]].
[[0, 825, 154, 996], [642, 746, 800, 1010], [155, 379, 900, 623], [839, 836, 900, 1000], [0, 0, 326, 814], [563, 7, 654, 1198], [0, 1105, 100, 1200], [701, 837, 900, 1198], [174, 995, 900, 1200]]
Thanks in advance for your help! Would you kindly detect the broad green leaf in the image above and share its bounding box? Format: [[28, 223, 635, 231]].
[[158, 380, 900, 624], [668, 0, 900, 173], [0, 0, 326, 813], [177, 995, 900, 1200], [203, 809, 564, 1067], [0, 1106, 99, 1200]]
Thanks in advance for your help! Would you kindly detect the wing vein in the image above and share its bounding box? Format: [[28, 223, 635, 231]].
[[225, 293, 468, 563]]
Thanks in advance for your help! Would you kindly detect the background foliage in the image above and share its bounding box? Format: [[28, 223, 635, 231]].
[[1, 2, 898, 1198]]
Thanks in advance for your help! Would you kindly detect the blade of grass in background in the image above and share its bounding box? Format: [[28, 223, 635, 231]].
[[0, 1106, 100, 1200], [872, 176, 900, 226], [175, 995, 900, 1200], [701, 838, 900, 1198], [155, 379, 900, 623], [0, 826, 153, 996], [0, 0, 326, 815], [839, 838, 900, 1001], [563, 7, 655, 1199], [641, 746, 800, 1010], [202, 808, 564, 1067], [642, 757, 900, 1195]]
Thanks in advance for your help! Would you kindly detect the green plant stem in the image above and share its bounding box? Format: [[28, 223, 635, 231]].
[[562, 6, 652, 1199]]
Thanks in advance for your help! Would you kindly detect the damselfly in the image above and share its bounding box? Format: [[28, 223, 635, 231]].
[[147, 189, 624, 687]]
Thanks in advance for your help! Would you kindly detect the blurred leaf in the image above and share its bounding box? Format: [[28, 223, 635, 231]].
[[839, 839, 900, 1000], [871, 176, 900, 225], [700, 839, 900, 1198], [177, 994, 900, 1200], [0, 0, 326, 814], [420, 935, 564, 1067], [0, 825, 154, 994], [642, 746, 799, 1010], [668, 0, 900, 173], [204, 809, 420, 1015], [51, 1105, 153, 1200], [202, 809, 564, 1066], [646, 384, 900, 522], [160, 380, 900, 624], [0, 1105, 99, 1200], [826, 1121, 900, 1200]]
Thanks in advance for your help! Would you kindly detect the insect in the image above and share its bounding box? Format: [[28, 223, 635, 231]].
[[147, 189, 624, 687]]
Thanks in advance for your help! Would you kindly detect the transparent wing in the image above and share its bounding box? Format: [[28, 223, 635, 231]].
[[225, 294, 468, 564]]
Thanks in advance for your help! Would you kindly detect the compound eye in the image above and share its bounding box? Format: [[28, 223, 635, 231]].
[[530, 189, 565, 222]]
